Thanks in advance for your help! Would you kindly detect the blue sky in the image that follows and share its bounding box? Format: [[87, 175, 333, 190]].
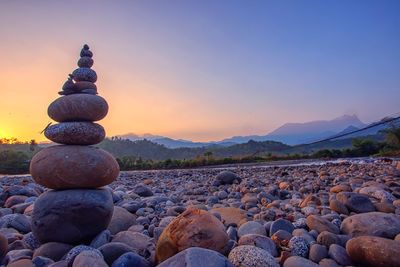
[[0, 0, 399, 141]]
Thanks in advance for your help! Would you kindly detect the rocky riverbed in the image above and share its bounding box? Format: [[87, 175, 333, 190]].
[[0, 159, 399, 266]]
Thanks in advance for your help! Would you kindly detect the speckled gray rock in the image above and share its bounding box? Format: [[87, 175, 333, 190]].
[[32, 189, 114, 244], [228, 245, 279, 267], [65, 245, 102, 266], [158, 247, 233, 267], [44, 122, 105, 145], [238, 221, 266, 237], [288, 236, 309, 257], [72, 68, 97, 83]]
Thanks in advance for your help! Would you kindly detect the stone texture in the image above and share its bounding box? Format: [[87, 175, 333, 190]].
[[328, 244, 351, 266], [215, 171, 242, 185], [112, 231, 154, 259], [228, 245, 279, 267], [336, 192, 375, 213], [77, 57, 94, 68], [238, 234, 278, 257], [74, 81, 97, 91], [32, 189, 114, 244], [107, 206, 137, 235], [72, 250, 108, 267], [156, 208, 229, 263], [270, 218, 294, 236], [30, 145, 119, 189], [283, 256, 319, 267], [341, 212, 400, 238], [346, 236, 400, 267], [110, 252, 151, 267], [33, 242, 73, 262], [44, 122, 105, 145], [306, 215, 339, 234], [48, 94, 108, 122], [157, 247, 233, 267], [211, 207, 249, 227], [72, 68, 97, 82], [238, 221, 266, 237], [309, 243, 327, 263], [98, 242, 135, 265]]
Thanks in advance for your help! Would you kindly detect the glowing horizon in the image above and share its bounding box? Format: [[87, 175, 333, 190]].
[[1, 1, 399, 143]]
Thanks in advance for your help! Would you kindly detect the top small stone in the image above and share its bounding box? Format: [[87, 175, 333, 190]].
[[80, 44, 93, 58]]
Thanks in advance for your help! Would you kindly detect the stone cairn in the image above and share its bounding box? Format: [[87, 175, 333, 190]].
[[29, 44, 120, 244]]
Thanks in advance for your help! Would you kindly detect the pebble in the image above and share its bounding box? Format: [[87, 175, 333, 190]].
[[328, 244, 352, 266], [238, 234, 278, 256], [237, 221, 266, 237], [309, 243, 327, 263], [156, 208, 229, 263], [107, 206, 136, 235], [228, 245, 279, 267], [306, 215, 339, 234], [283, 256, 318, 267], [111, 252, 151, 267]]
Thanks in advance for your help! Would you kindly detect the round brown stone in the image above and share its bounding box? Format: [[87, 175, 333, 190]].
[[155, 208, 229, 263], [211, 207, 249, 227], [346, 236, 400, 267], [30, 145, 119, 189], [48, 94, 108, 122], [44, 122, 105, 145]]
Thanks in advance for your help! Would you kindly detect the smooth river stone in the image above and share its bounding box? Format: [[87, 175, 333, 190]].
[[32, 189, 114, 244], [156, 208, 229, 263], [44, 122, 105, 145], [72, 67, 97, 82], [48, 94, 108, 122], [346, 236, 400, 267], [30, 145, 119, 189]]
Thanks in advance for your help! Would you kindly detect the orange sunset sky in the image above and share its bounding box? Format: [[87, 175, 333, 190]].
[[1, 1, 399, 142]]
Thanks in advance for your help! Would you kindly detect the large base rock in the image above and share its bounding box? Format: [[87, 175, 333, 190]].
[[30, 145, 119, 189], [32, 189, 114, 244]]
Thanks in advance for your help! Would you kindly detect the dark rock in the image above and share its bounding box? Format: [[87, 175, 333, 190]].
[[32, 189, 114, 244], [336, 192, 375, 213], [98, 242, 135, 265], [77, 57, 94, 68], [309, 243, 327, 263], [32, 256, 54, 267], [90, 230, 111, 249], [72, 68, 97, 83], [111, 252, 151, 267], [134, 185, 154, 197], [33, 242, 73, 262], [283, 256, 318, 267], [270, 218, 294, 236], [215, 171, 242, 185], [328, 244, 352, 266], [317, 231, 340, 247], [238, 221, 266, 237]]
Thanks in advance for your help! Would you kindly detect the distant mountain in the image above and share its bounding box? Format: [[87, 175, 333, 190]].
[[221, 114, 367, 145], [117, 114, 372, 147]]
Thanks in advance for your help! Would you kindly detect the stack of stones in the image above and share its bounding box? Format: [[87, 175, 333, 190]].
[[29, 44, 120, 244]]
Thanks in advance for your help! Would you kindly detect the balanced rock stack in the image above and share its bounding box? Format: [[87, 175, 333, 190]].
[[29, 44, 120, 244]]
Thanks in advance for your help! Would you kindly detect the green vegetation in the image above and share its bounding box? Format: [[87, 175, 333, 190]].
[[0, 127, 399, 174]]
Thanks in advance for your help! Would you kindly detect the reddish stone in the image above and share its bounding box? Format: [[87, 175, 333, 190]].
[[156, 208, 229, 263], [30, 145, 119, 189], [48, 94, 108, 122]]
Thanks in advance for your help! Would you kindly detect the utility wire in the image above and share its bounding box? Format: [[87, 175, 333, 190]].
[[301, 115, 400, 146]]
